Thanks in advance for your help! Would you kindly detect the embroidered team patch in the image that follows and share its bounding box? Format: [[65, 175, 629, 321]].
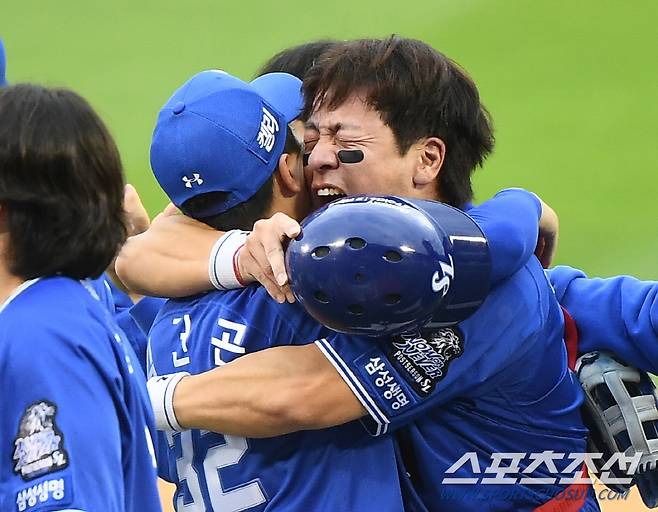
[[13, 401, 69, 481], [385, 327, 464, 396], [250, 104, 280, 162]]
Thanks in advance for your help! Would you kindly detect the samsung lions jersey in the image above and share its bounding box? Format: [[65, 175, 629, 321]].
[[312, 187, 601, 512], [0, 277, 161, 512], [148, 288, 404, 512], [318, 258, 599, 511]]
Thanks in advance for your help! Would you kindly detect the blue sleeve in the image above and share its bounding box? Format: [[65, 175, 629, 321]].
[[548, 265, 658, 372], [1, 322, 128, 512], [316, 265, 547, 436], [130, 296, 167, 336], [116, 308, 149, 374], [85, 274, 116, 312], [106, 277, 134, 312], [468, 188, 541, 284]]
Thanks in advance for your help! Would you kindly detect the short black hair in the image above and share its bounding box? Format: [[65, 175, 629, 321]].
[[182, 124, 302, 230], [0, 84, 127, 280], [255, 40, 339, 80], [303, 36, 495, 207]]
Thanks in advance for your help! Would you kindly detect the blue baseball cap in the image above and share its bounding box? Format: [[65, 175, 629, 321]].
[[0, 39, 7, 86], [150, 69, 303, 217]]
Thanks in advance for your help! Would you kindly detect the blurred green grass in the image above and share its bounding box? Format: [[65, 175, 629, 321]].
[[2, 0, 656, 278]]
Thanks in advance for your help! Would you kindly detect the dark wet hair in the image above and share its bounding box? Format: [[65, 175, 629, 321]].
[[256, 39, 339, 80], [0, 84, 127, 279], [303, 36, 495, 207]]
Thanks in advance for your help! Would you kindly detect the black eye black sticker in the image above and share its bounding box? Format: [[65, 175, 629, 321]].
[[337, 149, 364, 164]]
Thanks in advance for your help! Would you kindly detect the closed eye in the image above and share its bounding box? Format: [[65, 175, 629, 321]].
[[336, 138, 365, 149], [304, 138, 319, 152]]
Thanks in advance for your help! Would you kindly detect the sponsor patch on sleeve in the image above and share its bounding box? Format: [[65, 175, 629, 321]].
[[14, 475, 73, 512], [384, 326, 464, 397], [13, 401, 69, 481], [352, 351, 415, 418]]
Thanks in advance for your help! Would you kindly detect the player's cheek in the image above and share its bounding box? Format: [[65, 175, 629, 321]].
[[303, 163, 312, 192]]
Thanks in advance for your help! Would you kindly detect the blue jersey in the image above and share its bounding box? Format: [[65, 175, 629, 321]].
[[123, 296, 167, 374], [318, 258, 598, 511], [86, 272, 117, 312], [87, 272, 153, 373], [148, 288, 404, 512], [145, 187, 562, 512], [0, 277, 161, 512], [465, 188, 542, 284], [548, 265, 658, 372]]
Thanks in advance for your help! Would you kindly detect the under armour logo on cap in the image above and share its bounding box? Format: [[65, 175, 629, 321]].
[[257, 107, 279, 152], [151, 70, 303, 217], [182, 173, 204, 188]]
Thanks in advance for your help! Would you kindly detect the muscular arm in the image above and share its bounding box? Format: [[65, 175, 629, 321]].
[[172, 343, 366, 437], [116, 211, 220, 297], [117, 189, 557, 301], [169, 266, 550, 440]]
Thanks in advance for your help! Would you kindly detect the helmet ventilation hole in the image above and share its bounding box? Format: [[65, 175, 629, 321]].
[[348, 304, 365, 315], [312, 246, 330, 259], [347, 237, 367, 249], [384, 250, 402, 262], [385, 294, 401, 305], [314, 291, 330, 303]]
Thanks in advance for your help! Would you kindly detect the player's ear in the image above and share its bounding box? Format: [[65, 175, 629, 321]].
[[276, 153, 302, 195], [413, 136, 445, 186]]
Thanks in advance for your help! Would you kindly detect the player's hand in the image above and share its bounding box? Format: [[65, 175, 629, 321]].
[[106, 184, 151, 301], [151, 201, 181, 223], [237, 212, 301, 303], [536, 197, 559, 268], [123, 184, 151, 237]]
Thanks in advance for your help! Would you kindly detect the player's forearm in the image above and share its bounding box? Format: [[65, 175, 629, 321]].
[[173, 344, 366, 437], [115, 223, 218, 298], [550, 266, 658, 372]]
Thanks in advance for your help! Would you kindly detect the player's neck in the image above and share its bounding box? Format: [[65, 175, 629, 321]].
[[0, 238, 26, 306], [0, 271, 25, 307]]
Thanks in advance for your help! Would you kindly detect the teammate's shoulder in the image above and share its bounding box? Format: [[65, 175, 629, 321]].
[[2, 277, 84, 318], [154, 286, 261, 320], [206, 285, 277, 308], [154, 285, 323, 343], [466, 258, 553, 329], [504, 257, 554, 301], [0, 277, 115, 351], [160, 286, 293, 316]]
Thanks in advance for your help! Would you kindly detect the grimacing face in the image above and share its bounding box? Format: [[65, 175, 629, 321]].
[[303, 95, 428, 209], [286, 118, 313, 219]]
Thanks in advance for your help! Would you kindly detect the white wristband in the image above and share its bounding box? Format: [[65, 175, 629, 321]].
[[208, 230, 249, 290], [147, 372, 190, 432]]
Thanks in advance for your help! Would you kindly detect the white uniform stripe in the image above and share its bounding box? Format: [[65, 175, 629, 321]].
[[0, 278, 41, 315], [314, 339, 389, 436]]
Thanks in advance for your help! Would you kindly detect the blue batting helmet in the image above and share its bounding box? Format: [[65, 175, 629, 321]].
[[285, 196, 491, 337], [0, 39, 7, 86]]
